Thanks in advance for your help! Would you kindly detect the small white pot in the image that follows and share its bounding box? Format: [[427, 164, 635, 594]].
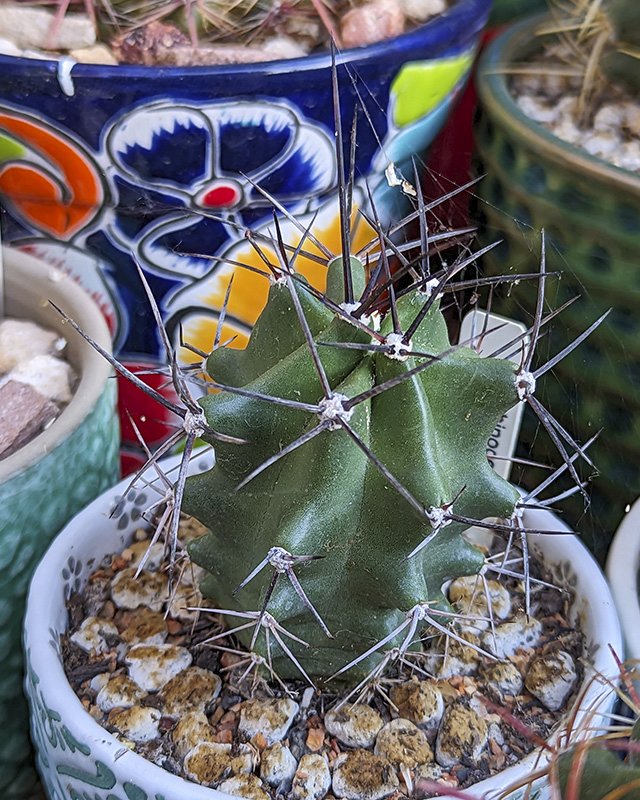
[[24, 453, 622, 800], [606, 498, 640, 661]]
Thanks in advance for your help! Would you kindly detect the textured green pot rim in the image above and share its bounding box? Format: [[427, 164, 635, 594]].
[[0, 247, 114, 482], [477, 13, 640, 196]]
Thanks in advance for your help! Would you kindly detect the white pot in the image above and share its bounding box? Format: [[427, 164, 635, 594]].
[[606, 498, 640, 661], [24, 453, 622, 800]]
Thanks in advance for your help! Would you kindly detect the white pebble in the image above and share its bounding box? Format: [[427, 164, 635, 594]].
[[374, 718, 433, 768], [161, 666, 221, 718], [400, 0, 446, 21], [332, 750, 399, 800], [172, 711, 216, 759], [122, 540, 165, 572], [9, 354, 74, 403], [582, 132, 621, 159], [218, 775, 270, 800], [96, 674, 146, 712], [624, 103, 640, 138], [238, 698, 299, 746], [517, 95, 557, 125], [111, 567, 168, 612], [340, 0, 405, 48], [184, 741, 254, 786], [389, 681, 444, 738], [0, 319, 60, 373], [0, 36, 22, 55], [107, 706, 160, 743], [434, 705, 488, 769], [593, 103, 626, 133], [613, 140, 640, 173], [70, 616, 118, 654], [125, 643, 192, 692], [262, 35, 309, 59], [167, 582, 202, 623], [449, 576, 511, 632], [291, 754, 331, 800], [552, 118, 583, 145], [0, 1, 96, 50], [525, 650, 577, 711], [482, 614, 543, 658], [261, 742, 298, 788], [69, 44, 118, 64], [324, 703, 383, 749]]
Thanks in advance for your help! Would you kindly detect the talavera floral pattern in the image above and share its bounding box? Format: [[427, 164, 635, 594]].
[[103, 100, 337, 281]]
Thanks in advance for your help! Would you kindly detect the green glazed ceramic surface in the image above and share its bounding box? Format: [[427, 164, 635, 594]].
[[474, 15, 640, 558], [0, 249, 120, 799]]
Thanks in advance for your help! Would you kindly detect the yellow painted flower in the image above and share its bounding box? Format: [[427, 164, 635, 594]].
[[167, 191, 377, 364]]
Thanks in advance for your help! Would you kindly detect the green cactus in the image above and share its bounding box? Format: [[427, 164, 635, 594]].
[[182, 242, 535, 683], [556, 739, 640, 800]]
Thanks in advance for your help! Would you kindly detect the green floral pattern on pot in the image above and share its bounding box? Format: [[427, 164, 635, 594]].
[[26, 653, 165, 800], [1, 382, 119, 799], [474, 14, 640, 559]]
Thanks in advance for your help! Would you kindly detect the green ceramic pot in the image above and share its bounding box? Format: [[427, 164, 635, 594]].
[[0, 248, 120, 799], [474, 15, 640, 560], [488, 0, 547, 26]]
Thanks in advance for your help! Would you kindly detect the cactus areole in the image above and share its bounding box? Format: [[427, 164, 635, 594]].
[[185, 255, 521, 684]]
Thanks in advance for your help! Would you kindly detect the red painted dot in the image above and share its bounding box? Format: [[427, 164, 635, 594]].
[[199, 183, 242, 209]]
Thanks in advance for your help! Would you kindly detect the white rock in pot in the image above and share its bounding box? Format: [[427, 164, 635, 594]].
[[184, 741, 254, 785], [324, 703, 384, 748], [291, 753, 331, 800], [218, 774, 270, 800], [260, 742, 298, 788], [9, 354, 74, 403], [400, 0, 446, 21], [332, 749, 399, 800], [96, 674, 146, 712], [374, 718, 434, 768], [340, 0, 405, 48], [0, 319, 61, 373], [160, 666, 221, 718], [434, 704, 488, 769], [70, 616, 118, 654], [0, 1, 95, 50], [238, 697, 299, 745], [107, 705, 161, 743], [171, 711, 216, 759], [525, 650, 577, 711], [125, 643, 192, 691]]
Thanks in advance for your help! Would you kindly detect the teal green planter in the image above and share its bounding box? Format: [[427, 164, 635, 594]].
[[474, 15, 640, 560], [0, 248, 120, 799]]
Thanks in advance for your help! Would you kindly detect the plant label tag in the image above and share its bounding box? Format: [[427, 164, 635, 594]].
[[459, 309, 529, 481]]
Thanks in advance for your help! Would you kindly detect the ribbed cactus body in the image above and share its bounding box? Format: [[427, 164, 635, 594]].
[[185, 258, 521, 682]]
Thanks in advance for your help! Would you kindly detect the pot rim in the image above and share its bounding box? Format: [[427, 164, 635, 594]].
[[476, 12, 640, 195], [0, 0, 490, 80], [606, 499, 640, 661], [24, 453, 623, 800], [0, 247, 113, 482]]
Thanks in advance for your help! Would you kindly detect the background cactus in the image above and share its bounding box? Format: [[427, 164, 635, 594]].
[[538, 0, 640, 123]]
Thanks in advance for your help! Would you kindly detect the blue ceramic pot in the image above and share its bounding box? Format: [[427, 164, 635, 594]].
[[0, 0, 489, 464]]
